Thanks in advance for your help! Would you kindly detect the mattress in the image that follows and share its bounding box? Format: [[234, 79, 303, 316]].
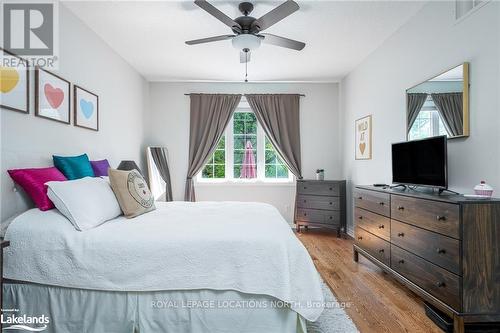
[[3, 201, 324, 321]]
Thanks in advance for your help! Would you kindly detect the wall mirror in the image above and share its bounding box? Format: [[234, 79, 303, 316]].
[[146, 146, 173, 201], [406, 63, 469, 140]]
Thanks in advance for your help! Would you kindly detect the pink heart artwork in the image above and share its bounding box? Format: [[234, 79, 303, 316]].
[[44, 83, 64, 109]]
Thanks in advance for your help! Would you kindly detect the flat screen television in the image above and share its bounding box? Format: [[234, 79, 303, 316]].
[[392, 136, 447, 189]]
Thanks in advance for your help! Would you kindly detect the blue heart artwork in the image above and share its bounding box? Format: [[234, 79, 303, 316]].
[[80, 99, 94, 119]]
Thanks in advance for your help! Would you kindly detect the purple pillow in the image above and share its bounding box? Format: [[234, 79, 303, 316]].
[[90, 159, 111, 177], [8, 167, 67, 211]]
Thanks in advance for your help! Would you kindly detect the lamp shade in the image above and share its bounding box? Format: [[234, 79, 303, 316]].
[[117, 160, 143, 176], [232, 34, 261, 51]]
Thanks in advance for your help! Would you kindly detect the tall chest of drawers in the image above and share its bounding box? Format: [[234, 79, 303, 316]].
[[295, 180, 346, 237], [353, 185, 500, 332]]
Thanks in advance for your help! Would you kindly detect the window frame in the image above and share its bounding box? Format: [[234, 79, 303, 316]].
[[196, 107, 294, 184]]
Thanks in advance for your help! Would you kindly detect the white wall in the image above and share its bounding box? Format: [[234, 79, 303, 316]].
[[1, 4, 148, 221], [340, 1, 500, 235], [145, 82, 341, 224]]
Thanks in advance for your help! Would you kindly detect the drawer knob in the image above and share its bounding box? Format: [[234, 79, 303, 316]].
[[436, 281, 446, 288], [358, 196, 363, 200], [379, 202, 385, 206], [304, 187, 307, 190], [436, 215, 447, 221], [397, 206, 405, 211], [378, 225, 384, 229], [378, 249, 385, 253], [357, 236, 363, 240], [329, 202, 333, 205], [398, 259, 405, 264], [329, 216, 333, 220], [436, 248, 446, 254], [329, 187, 333, 191], [397, 232, 405, 237], [303, 200, 307, 203], [358, 216, 363, 220], [303, 213, 307, 216]]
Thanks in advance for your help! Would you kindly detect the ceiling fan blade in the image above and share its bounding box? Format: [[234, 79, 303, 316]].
[[260, 33, 305, 51], [252, 0, 299, 32], [240, 50, 251, 63], [185, 35, 235, 45], [194, 0, 242, 31]]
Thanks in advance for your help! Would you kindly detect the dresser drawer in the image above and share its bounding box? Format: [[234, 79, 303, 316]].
[[391, 195, 460, 239], [354, 189, 390, 217], [297, 181, 341, 196], [391, 245, 460, 310], [354, 207, 390, 241], [391, 220, 460, 275], [355, 227, 390, 266], [297, 195, 340, 211], [296, 208, 340, 225]]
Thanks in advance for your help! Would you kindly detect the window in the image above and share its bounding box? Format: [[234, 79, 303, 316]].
[[201, 135, 225, 179], [408, 97, 449, 140], [199, 105, 292, 183]]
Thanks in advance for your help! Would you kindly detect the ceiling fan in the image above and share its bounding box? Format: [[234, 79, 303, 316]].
[[186, 0, 305, 64]]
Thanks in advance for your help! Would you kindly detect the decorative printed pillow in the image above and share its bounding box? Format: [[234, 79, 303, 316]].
[[90, 159, 111, 177], [108, 168, 155, 218], [53, 154, 95, 180], [7, 167, 67, 211]]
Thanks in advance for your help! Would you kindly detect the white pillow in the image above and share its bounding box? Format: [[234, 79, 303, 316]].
[[46, 177, 122, 231]]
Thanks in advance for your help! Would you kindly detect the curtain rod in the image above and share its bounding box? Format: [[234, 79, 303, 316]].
[[184, 93, 305, 97]]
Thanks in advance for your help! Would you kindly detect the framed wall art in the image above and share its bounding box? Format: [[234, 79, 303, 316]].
[[355, 115, 372, 160], [35, 67, 71, 124], [0, 48, 29, 113], [74, 85, 99, 131]]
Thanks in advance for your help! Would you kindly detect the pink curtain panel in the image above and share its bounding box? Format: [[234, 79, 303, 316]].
[[240, 141, 257, 178]]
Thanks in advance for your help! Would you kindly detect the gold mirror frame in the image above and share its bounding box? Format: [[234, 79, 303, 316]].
[[406, 62, 469, 140]]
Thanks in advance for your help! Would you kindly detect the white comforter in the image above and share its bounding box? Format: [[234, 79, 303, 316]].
[[4, 202, 324, 321]]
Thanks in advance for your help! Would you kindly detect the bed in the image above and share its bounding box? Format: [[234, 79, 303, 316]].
[[2, 201, 324, 332]]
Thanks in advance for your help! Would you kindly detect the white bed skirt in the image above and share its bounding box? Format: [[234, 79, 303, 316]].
[[2, 282, 307, 333]]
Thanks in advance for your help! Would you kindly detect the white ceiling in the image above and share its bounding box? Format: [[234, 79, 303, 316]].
[[64, 1, 426, 82]]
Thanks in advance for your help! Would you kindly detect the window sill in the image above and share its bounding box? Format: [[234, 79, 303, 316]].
[[195, 180, 295, 187]]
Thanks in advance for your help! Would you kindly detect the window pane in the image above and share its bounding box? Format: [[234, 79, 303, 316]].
[[265, 150, 276, 164], [276, 165, 289, 178], [246, 119, 257, 134], [234, 135, 257, 150], [234, 165, 241, 178], [214, 150, 225, 164], [234, 150, 244, 164], [234, 120, 245, 134], [217, 136, 225, 149], [202, 165, 213, 178], [233, 112, 245, 121], [265, 165, 276, 178], [214, 165, 225, 178]]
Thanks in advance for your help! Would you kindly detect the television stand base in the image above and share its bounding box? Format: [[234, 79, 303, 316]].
[[389, 184, 407, 190], [438, 188, 461, 195]]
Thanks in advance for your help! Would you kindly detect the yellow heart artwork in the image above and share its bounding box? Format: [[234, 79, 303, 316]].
[[359, 142, 366, 155], [0, 66, 20, 93]]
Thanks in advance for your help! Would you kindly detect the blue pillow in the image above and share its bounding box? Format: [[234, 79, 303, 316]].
[[53, 154, 95, 180]]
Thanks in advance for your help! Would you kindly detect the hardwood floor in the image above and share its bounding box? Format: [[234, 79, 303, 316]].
[[297, 229, 442, 333]]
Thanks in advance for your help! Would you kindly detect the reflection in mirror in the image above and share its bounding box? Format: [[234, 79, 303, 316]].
[[146, 146, 173, 201], [407, 63, 469, 140]]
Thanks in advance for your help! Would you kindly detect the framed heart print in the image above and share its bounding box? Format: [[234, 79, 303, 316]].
[[35, 67, 71, 124], [355, 115, 372, 160], [74, 85, 99, 131], [1, 48, 29, 113]]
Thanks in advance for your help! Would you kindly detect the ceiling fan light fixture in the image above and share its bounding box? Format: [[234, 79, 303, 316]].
[[232, 34, 261, 51]]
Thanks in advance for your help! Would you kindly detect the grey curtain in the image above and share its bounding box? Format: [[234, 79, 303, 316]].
[[431, 93, 463, 136], [150, 147, 173, 202], [185, 94, 242, 201], [245, 94, 302, 179], [407, 93, 428, 133]]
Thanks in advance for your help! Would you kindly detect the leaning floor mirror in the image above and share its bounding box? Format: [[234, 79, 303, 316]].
[[146, 146, 173, 201], [406, 63, 469, 140]]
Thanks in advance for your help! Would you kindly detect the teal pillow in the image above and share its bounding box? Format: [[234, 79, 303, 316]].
[[53, 154, 95, 180]]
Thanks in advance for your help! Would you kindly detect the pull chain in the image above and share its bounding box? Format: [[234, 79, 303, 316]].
[[243, 48, 249, 83]]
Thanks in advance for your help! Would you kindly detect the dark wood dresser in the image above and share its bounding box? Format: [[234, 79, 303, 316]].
[[295, 179, 346, 236], [353, 185, 500, 332]]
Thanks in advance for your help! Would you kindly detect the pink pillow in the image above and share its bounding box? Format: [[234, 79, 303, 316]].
[[8, 167, 67, 211]]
